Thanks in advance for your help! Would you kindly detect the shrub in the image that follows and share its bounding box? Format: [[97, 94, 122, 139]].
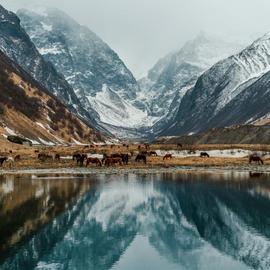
[[7, 135, 32, 146]]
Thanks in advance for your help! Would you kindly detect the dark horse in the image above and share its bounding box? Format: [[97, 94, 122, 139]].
[[200, 152, 210, 158], [149, 151, 158, 157], [73, 154, 87, 166], [177, 143, 183, 148], [249, 155, 264, 165], [135, 154, 147, 164], [163, 154, 173, 160], [121, 154, 129, 165], [86, 158, 102, 167], [0, 157, 7, 167]]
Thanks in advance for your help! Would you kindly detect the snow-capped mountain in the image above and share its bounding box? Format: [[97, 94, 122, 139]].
[[17, 8, 157, 137], [162, 32, 270, 136], [0, 5, 100, 131], [139, 33, 243, 127]]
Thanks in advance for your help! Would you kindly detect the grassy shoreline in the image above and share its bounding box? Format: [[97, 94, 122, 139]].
[[1, 164, 270, 176]]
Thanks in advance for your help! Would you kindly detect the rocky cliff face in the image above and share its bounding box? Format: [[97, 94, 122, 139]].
[[17, 8, 156, 137], [0, 5, 100, 132]]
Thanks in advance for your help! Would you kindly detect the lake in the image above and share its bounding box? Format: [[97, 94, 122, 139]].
[[0, 171, 270, 270]]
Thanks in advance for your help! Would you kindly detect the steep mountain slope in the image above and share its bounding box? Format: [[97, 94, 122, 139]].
[[163, 32, 270, 136], [0, 49, 104, 145], [139, 33, 242, 126], [17, 8, 155, 136], [0, 5, 100, 132]]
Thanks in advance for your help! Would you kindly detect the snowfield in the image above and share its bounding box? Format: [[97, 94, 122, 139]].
[[156, 149, 270, 158]]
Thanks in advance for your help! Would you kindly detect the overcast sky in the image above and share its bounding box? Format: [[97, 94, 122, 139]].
[[1, 0, 270, 78]]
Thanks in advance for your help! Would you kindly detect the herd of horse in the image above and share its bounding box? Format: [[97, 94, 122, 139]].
[[0, 146, 266, 168], [72, 152, 147, 167]]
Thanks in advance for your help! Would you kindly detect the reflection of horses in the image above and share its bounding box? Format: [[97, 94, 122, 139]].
[[149, 151, 158, 157], [163, 154, 173, 160], [104, 157, 123, 166], [249, 155, 263, 165], [0, 157, 7, 167], [135, 154, 147, 164], [249, 172, 264, 178], [200, 152, 210, 158], [86, 158, 102, 167]]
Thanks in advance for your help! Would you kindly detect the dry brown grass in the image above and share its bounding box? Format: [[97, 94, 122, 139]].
[[0, 141, 270, 170]]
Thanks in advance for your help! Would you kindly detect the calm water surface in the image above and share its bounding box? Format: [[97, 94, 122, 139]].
[[0, 171, 270, 270]]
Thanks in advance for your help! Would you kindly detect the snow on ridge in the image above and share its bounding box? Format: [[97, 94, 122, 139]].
[[214, 36, 270, 113], [41, 22, 52, 32], [87, 84, 158, 128], [38, 44, 62, 55]]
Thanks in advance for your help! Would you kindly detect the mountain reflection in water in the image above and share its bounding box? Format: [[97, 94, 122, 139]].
[[1, 172, 270, 270]]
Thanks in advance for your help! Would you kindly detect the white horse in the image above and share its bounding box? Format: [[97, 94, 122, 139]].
[[5, 157, 14, 169]]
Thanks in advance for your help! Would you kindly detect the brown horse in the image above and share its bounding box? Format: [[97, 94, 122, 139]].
[[54, 154, 61, 161], [14, 155, 21, 162], [163, 154, 173, 160], [249, 155, 263, 165], [38, 153, 53, 162], [86, 157, 102, 167], [144, 144, 150, 150], [104, 157, 123, 166], [177, 143, 183, 148]]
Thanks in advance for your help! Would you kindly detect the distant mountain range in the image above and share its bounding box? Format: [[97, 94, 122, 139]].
[[1, 3, 270, 142]]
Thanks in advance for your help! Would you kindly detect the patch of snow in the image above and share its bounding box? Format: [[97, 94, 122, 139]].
[[156, 149, 266, 158], [87, 84, 158, 128], [72, 138, 85, 145], [38, 137, 55, 146], [38, 44, 62, 55], [36, 122, 47, 130], [41, 22, 52, 32], [4, 127, 16, 136]]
